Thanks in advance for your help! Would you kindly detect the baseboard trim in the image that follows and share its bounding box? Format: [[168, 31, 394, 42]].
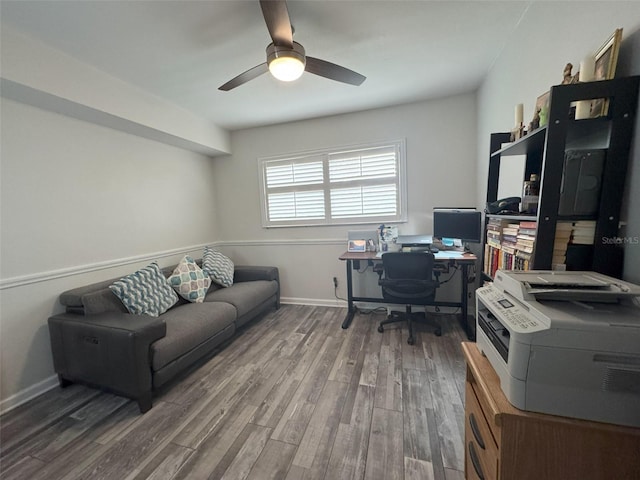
[[281, 297, 347, 308], [0, 374, 59, 416]]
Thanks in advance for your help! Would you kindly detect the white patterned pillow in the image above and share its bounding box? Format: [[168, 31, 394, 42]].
[[168, 255, 211, 303], [109, 262, 178, 316], [202, 247, 234, 287]]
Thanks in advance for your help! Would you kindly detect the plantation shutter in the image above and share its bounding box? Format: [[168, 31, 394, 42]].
[[260, 140, 406, 227]]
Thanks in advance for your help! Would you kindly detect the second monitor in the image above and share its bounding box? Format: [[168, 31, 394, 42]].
[[433, 208, 482, 243]]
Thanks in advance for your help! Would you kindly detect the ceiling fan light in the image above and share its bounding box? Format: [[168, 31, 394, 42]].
[[266, 42, 306, 82], [269, 56, 305, 81]]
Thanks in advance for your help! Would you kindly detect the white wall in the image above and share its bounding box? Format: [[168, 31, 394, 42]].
[[476, 2, 640, 281], [213, 94, 478, 303], [0, 99, 219, 411], [1, 26, 230, 156]]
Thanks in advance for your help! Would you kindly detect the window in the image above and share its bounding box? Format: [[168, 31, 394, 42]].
[[259, 140, 407, 227]]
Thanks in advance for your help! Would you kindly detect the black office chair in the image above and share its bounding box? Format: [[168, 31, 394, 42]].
[[376, 252, 441, 345]]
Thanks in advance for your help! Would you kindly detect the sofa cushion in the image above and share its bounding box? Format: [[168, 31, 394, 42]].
[[202, 247, 234, 287], [109, 262, 179, 317], [167, 255, 211, 303], [205, 280, 278, 319], [150, 302, 236, 371]]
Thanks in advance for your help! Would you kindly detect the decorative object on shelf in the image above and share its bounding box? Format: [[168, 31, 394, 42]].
[[579, 55, 596, 81], [575, 55, 596, 120], [511, 103, 525, 141], [530, 110, 540, 131], [591, 28, 623, 118], [521, 174, 540, 214], [561, 63, 579, 85]]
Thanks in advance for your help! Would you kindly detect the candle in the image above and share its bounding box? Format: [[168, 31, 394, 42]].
[[579, 55, 595, 82], [575, 100, 591, 120], [576, 55, 596, 119], [515, 103, 523, 126]]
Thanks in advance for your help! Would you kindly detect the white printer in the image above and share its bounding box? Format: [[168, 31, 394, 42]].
[[476, 270, 640, 427]]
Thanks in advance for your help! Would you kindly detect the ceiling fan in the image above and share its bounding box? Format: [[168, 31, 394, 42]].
[[218, 0, 366, 91]]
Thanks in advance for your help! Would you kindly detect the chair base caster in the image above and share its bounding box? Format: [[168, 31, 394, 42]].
[[377, 325, 384, 333], [407, 336, 415, 345], [435, 328, 442, 336]]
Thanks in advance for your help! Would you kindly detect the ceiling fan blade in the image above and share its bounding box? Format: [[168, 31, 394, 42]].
[[260, 0, 293, 47], [218, 62, 269, 91], [305, 57, 366, 86]]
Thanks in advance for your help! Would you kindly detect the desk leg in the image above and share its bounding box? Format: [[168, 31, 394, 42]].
[[341, 259, 356, 329], [461, 264, 475, 340]]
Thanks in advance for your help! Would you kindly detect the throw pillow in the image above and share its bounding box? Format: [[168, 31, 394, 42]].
[[202, 247, 234, 287], [168, 255, 211, 303], [109, 262, 178, 316]]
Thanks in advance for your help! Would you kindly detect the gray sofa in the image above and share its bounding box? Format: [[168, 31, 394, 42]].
[[48, 263, 280, 413]]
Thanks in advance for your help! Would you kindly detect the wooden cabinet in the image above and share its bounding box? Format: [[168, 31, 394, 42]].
[[462, 342, 640, 480], [483, 76, 639, 280]]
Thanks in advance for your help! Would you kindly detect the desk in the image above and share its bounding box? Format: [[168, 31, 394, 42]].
[[338, 250, 477, 339]]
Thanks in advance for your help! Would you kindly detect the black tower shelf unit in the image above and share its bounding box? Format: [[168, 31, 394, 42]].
[[483, 76, 639, 280]]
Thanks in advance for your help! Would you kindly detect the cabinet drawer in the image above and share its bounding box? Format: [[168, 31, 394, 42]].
[[468, 367, 501, 441], [466, 440, 489, 480], [465, 382, 499, 480]]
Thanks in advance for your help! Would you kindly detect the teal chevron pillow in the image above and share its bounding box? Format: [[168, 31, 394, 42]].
[[109, 262, 178, 316], [168, 255, 211, 303], [202, 247, 234, 287]]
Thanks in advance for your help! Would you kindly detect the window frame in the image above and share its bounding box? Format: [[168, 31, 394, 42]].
[[258, 139, 408, 228]]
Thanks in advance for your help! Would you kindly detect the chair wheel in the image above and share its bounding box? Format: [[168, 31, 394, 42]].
[[407, 336, 415, 345], [435, 328, 442, 336], [377, 325, 384, 333]]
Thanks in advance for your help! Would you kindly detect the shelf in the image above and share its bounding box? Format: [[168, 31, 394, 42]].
[[484, 77, 639, 279], [491, 126, 546, 158], [486, 214, 537, 221]]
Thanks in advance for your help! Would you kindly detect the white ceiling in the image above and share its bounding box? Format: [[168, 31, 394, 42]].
[[0, 0, 532, 131]]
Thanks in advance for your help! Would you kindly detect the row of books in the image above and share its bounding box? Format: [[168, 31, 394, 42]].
[[484, 244, 533, 277], [484, 218, 537, 277], [552, 220, 596, 270]]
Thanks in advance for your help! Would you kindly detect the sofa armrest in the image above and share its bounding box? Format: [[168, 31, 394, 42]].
[[233, 266, 280, 309], [48, 312, 166, 412], [234, 265, 279, 284]]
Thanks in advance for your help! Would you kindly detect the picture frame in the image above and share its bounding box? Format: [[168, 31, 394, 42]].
[[591, 28, 623, 117], [347, 239, 366, 253], [594, 28, 622, 81], [534, 91, 550, 128]]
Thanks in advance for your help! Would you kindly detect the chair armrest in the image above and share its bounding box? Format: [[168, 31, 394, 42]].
[[234, 266, 279, 284], [48, 312, 166, 406]]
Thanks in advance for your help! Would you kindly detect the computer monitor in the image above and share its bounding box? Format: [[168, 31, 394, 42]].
[[433, 208, 482, 243]]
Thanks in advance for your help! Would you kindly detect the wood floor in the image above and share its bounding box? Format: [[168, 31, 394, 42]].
[[0, 305, 469, 480]]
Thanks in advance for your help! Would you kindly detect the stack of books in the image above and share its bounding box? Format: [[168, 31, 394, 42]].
[[552, 221, 574, 270], [485, 217, 507, 248], [571, 221, 597, 245], [515, 221, 536, 253], [514, 220, 537, 270], [501, 222, 520, 250]]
